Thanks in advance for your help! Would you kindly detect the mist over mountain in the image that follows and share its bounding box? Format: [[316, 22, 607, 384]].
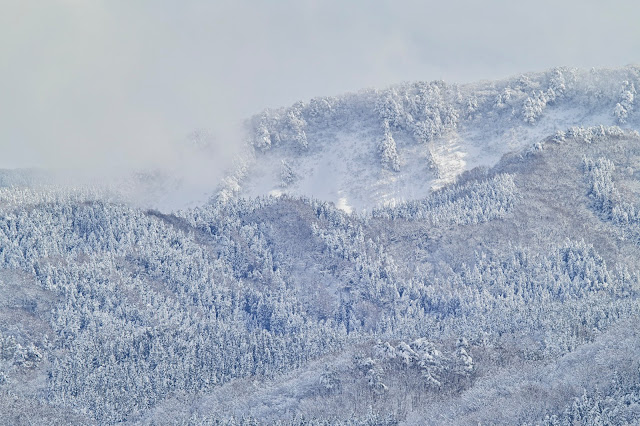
[[227, 66, 640, 212], [2, 67, 640, 424]]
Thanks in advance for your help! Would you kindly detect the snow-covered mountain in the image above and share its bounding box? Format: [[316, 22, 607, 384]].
[[2, 66, 640, 425], [221, 66, 640, 212]]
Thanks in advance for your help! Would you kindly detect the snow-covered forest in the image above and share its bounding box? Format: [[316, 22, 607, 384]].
[[233, 66, 640, 213], [2, 67, 640, 424]]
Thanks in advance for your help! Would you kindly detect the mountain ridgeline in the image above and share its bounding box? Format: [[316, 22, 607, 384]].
[[230, 66, 640, 212], [1, 67, 640, 424]]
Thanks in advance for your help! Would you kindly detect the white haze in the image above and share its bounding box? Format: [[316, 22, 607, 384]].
[[1, 0, 639, 209]]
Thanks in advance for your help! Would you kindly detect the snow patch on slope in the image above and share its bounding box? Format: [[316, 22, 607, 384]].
[[220, 66, 640, 212]]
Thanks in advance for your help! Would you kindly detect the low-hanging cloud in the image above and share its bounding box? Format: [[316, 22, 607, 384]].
[[1, 0, 639, 206]]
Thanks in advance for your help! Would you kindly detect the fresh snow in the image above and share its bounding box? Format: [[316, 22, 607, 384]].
[[224, 66, 640, 212]]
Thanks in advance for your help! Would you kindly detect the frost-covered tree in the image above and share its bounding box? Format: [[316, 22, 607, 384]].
[[614, 80, 636, 124], [379, 121, 400, 172]]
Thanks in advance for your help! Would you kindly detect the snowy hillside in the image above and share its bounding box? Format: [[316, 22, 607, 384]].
[[2, 66, 640, 424], [222, 66, 640, 211]]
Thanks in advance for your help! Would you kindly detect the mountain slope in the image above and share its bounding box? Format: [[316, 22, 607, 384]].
[[1, 67, 640, 424], [223, 66, 640, 211], [137, 125, 640, 423]]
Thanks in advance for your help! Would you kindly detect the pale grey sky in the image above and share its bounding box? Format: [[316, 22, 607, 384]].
[[1, 0, 639, 170]]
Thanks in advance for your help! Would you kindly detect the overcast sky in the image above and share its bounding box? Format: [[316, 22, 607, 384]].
[[1, 0, 639, 170]]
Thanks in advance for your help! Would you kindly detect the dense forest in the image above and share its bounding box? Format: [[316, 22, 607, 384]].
[[2, 67, 640, 424]]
